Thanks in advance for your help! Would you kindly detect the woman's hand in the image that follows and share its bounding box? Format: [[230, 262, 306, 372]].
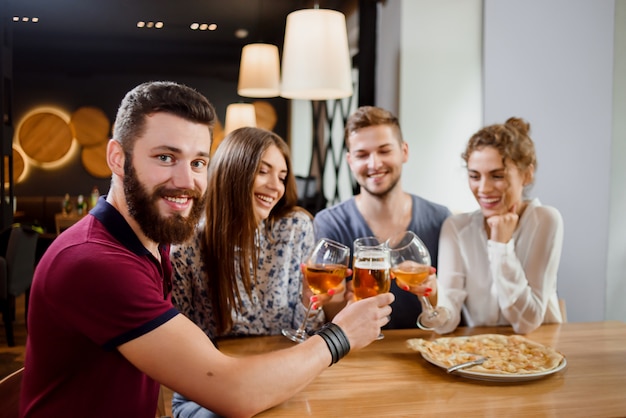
[[487, 203, 519, 243], [397, 275, 437, 299], [393, 266, 437, 298], [301, 263, 352, 310]]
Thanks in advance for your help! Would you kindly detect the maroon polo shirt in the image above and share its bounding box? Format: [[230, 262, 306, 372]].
[[20, 197, 178, 418]]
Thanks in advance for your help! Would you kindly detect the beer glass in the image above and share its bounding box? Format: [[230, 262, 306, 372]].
[[352, 236, 391, 339], [387, 231, 450, 330], [282, 238, 349, 343]]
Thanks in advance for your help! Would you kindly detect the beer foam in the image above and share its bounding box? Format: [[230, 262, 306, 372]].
[[354, 260, 390, 269]]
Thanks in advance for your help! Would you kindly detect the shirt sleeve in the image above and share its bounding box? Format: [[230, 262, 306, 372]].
[[489, 205, 564, 334], [291, 213, 326, 330], [313, 208, 345, 244], [433, 216, 467, 334], [170, 229, 217, 340], [46, 243, 174, 347], [313, 201, 368, 271], [170, 242, 195, 318]]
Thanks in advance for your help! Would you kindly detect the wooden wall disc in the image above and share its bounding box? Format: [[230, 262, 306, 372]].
[[253, 101, 277, 131], [211, 119, 225, 156], [19, 112, 73, 163], [70, 106, 111, 147], [13, 148, 25, 182], [81, 140, 111, 178], [3, 148, 25, 183]]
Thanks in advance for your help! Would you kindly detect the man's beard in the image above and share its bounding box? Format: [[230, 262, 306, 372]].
[[123, 160, 206, 244], [359, 173, 401, 199]]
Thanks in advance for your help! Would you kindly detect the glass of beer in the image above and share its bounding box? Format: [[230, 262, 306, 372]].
[[387, 231, 450, 330], [282, 238, 349, 343], [352, 236, 391, 339]]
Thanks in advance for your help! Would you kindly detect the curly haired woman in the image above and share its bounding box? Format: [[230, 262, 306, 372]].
[[435, 117, 564, 335]]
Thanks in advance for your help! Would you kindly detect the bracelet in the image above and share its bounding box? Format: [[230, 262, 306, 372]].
[[315, 322, 351, 366]]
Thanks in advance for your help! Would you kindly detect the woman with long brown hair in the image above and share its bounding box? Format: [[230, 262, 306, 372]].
[[172, 127, 324, 339], [170, 127, 326, 417]]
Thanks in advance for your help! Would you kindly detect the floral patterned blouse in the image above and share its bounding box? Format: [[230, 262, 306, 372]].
[[170, 210, 322, 340]]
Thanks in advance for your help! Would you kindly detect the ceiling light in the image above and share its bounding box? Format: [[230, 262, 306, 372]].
[[280, 8, 353, 100], [12, 16, 38, 23], [237, 43, 280, 98], [136, 21, 164, 29], [190, 22, 215, 31], [224, 103, 257, 135], [235, 29, 249, 39]]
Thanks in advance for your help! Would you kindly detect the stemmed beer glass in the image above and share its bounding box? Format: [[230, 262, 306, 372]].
[[352, 236, 391, 339], [387, 231, 450, 330], [281, 238, 349, 343]]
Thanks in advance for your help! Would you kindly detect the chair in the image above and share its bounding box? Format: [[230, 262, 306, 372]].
[[0, 367, 24, 418], [0, 225, 39, 347], [156, 385, 168, 417], [559, 298, 568, 323]]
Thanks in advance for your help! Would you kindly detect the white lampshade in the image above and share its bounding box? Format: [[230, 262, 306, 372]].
[[280, 9, 353, 100], [224, 103, 257, 134], [237, 43, 281, 98]]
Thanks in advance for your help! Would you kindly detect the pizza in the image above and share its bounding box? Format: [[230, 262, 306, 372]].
[[406, 334, 564, 375]]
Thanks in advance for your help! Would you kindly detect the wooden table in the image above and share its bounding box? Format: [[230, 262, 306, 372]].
[[217, 322, 626, 417]]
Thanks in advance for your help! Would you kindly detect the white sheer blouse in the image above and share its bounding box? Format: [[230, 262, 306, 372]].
[[436, 198, 564, 334]]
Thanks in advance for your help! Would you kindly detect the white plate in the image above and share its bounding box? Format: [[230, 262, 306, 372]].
[[421, 352, 567, 382]]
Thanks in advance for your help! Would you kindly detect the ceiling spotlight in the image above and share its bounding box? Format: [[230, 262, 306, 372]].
[[14, 16, 39, 23], [137, 20, 163, 29], [235, 28, 249, 39], [190, 22, 215, 31]]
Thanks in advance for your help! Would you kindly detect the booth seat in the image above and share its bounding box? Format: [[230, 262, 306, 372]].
[[14, 196, 65, 235], [14, 196, 66, 262]]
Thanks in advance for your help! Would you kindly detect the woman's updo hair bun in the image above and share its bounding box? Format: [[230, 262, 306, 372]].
[[505, 117, 530, 137]]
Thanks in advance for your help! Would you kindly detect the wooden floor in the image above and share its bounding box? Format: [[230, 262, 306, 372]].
[[0, 294, 173, 417]]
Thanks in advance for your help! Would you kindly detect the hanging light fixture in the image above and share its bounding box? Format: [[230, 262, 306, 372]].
[[280, 8, 353, 100], [224, 103, 257, 135], [237, 43, 280, 98]]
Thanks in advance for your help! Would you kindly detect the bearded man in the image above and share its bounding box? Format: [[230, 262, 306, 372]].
[[20, 82, 393, 418]]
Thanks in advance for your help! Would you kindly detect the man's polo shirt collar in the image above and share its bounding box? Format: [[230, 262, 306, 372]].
[[89, 195, 157, 257]]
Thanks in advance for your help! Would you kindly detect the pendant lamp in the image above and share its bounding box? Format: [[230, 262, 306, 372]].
[[280, 8, 353, 100], [224, 103, 257, 135], [237, 43, 280, 98]]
